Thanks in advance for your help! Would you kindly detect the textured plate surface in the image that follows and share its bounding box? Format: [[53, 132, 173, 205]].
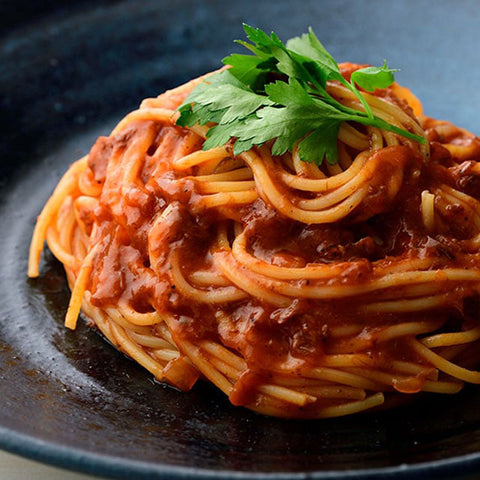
[[2, 1, 480, 479]]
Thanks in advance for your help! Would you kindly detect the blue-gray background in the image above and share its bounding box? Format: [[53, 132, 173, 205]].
[[1, 2, 480, 480], [2, 0, 480, 173]]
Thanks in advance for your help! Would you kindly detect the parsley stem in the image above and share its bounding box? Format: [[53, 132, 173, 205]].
[[309, 92, 371, 119], [352, 116, 426, 144], [346, 79, 375, 121], [178, 25, 427, 165]]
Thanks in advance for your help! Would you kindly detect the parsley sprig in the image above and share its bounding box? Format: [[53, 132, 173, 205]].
[[177, 24, 425, 165]]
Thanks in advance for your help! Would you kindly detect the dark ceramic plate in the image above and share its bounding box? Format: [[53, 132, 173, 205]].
[[2, 1, 480, 479]]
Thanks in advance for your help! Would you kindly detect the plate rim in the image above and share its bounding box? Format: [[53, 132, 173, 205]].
[[3, 2, 480, 478], [2, 424, 480, 479]]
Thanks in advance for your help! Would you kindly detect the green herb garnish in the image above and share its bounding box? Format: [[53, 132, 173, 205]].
[[177, 24, 425, 165]]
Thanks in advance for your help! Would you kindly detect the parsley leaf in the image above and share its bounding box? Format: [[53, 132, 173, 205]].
[[351, 61, 398, 92], [204, 79, 349, 163], [177, 70, 272, 127], [221, 53, 274, 91], [176, 24, 425, 165], [286, 28, 343, 86]]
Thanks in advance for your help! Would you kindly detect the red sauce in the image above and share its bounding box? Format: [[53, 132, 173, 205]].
[[76, 75, 480, 411]]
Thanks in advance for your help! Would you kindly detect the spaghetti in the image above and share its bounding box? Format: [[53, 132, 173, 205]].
[[29, 63, 480, 418]]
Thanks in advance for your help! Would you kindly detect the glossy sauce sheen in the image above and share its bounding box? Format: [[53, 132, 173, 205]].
[[77, 78, 480, 411]]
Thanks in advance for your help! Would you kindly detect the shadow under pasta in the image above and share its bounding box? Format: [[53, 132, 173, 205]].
[[2, 1, 480, 479]]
